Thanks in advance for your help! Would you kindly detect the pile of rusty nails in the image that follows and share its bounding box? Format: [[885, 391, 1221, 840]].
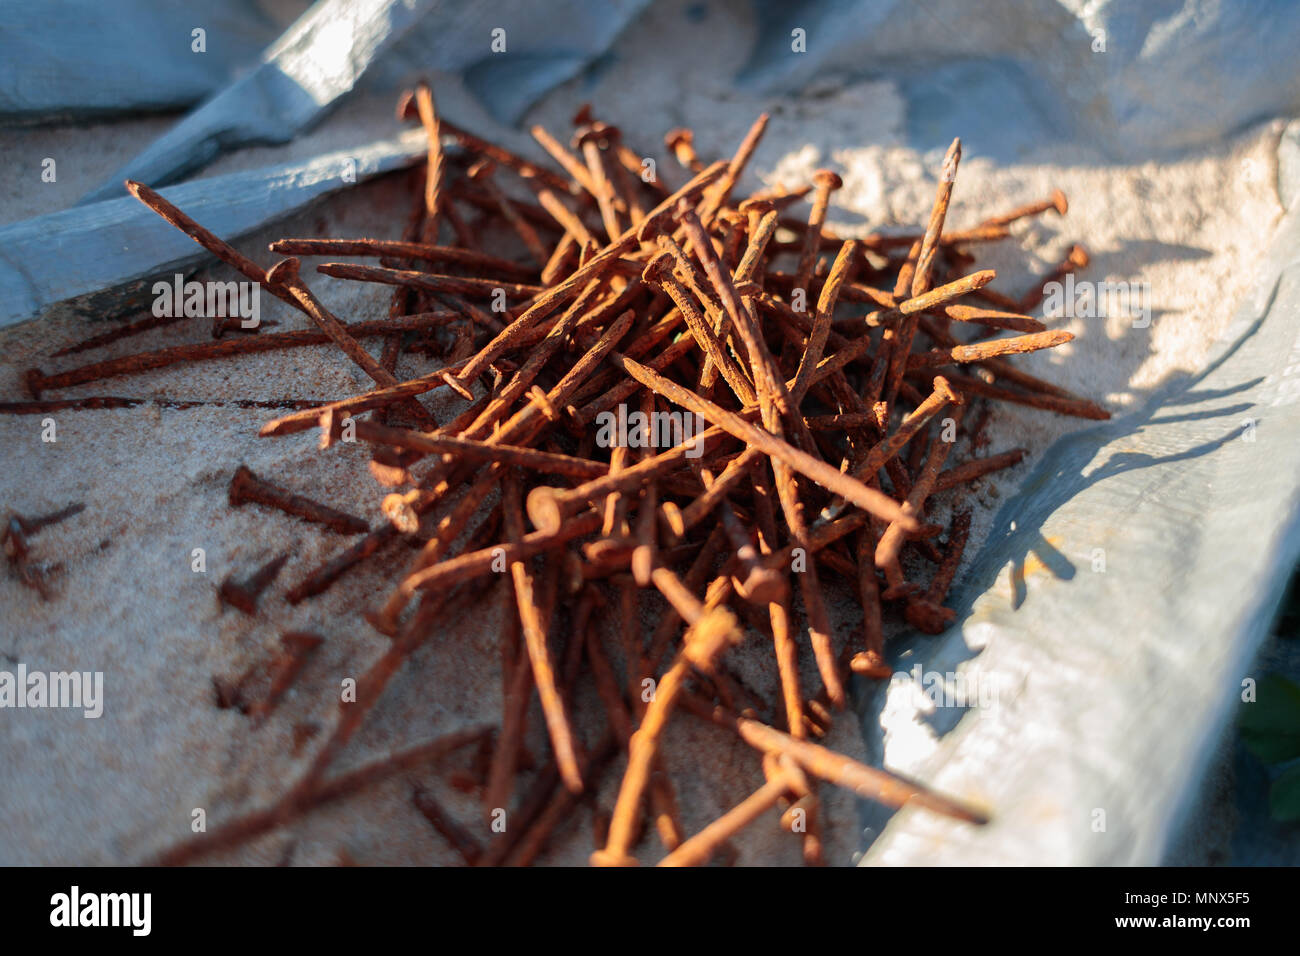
[[20, 83, 1110, 866]]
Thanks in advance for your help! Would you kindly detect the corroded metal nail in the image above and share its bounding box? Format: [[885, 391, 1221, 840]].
[[228, 465, 369, 535], [664, 128, 701, 172], [982, 188, 1068, 227], [218, 552, 290, 615]]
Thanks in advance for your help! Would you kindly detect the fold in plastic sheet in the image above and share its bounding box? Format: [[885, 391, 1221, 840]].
[[77, 0, 651, 203], [0, 0, 280, 123], [0, 129, 426, 331], [740, 0, 1300, 160], [860, 195, 1300, 865]]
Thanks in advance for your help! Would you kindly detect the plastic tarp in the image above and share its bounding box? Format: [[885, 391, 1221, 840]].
[[3, 0, 1299, 865]]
